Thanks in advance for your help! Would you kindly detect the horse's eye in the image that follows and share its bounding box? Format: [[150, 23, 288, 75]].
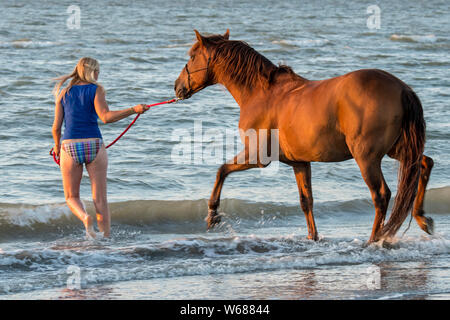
[[191, 55, 195, 61]]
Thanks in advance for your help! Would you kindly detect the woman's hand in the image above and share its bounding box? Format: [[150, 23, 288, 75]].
[[132, 104, 150, 114], [53, 145, 61, 157]]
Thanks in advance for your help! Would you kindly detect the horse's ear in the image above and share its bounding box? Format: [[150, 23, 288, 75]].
[[194, 29, 204, 46], [223, 29, 230, 40]]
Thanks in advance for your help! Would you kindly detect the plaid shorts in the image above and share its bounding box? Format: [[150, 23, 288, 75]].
[[62, 139, 103, 165]]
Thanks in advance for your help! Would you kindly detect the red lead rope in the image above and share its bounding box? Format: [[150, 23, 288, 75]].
[[50, 98, 178, 166]]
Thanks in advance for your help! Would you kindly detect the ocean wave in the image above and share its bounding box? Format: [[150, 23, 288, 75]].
[[0, 198, 366, 239], [0, 39, 63, 49], [10, 79, 36, 87], [165, 42, 195, 48], [0, 233, 448, 295], [0, 199, 291, 239], [0, 186, 448, 239], [128, 56, 149, 63], [272, 39, 330, 48], [102, 38, 131, 45], [390, 34, 437, 43], [423, 186, 450, 213]]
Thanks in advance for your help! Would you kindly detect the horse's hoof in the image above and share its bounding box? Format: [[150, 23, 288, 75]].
[[380, 239, 391, 249], [205, 209, 221, 229], [424, 217, 434, 235], [366, 236, 390, 248], [366, 236, 381, 247], [307, 234, 319, 241]]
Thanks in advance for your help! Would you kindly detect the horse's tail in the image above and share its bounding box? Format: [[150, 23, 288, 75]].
[[382, 88, 426, 239]]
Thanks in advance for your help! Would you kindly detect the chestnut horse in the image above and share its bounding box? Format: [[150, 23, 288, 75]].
[[174, 30, 434, 242]]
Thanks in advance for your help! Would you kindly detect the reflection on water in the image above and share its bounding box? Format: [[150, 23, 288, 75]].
[[59, 286, 118, 300], [52, 260, 441, 300]]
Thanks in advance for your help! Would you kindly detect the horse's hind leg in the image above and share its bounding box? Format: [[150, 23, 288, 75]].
[[356, 158, 391, 242], [412, 155, 434, 234], [388, 150, 434, 235], [293, 163, 318, 240]]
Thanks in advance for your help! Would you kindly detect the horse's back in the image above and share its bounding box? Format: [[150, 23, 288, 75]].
[[276, 77, 351, 162], [276, 69, 406, 162]]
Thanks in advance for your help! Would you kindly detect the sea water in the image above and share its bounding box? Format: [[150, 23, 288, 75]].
[[0, 0, 448, 299]]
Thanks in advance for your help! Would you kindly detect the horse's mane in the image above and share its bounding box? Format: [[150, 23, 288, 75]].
[[201, 35, 298, 89]]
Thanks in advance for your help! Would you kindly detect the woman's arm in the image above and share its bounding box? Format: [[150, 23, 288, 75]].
[[94, 86, 148, 124], [52, 99, 64, 157]]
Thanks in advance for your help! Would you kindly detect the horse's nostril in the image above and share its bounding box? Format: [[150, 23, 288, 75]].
[[174, 84, 185, 99]]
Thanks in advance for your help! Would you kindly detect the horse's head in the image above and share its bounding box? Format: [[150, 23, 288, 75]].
[[174, 29, 229, 100]]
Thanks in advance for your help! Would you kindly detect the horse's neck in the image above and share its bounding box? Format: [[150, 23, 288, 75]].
[[217, 70, 307, 109], [221, 82, 252, 107], [217, 76, 265, 111]]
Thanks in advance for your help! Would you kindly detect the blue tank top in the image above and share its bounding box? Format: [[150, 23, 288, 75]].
[[61, 83, 102, 140]]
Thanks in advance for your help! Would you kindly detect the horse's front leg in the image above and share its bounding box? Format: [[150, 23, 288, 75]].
[[207, 150, 260, 229], [293, 163, 319, 241]]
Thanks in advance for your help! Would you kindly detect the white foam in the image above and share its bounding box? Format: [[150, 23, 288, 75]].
[[377, 293, 406, 300], [0, 234, 448, 295], [272, 39, 330, 48], [166, 42, 194, 48], [0, 40, 63, 49], [390, 34, 437, 43]]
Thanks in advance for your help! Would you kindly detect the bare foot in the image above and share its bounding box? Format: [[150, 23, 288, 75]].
[[83, 215, 96, 239]]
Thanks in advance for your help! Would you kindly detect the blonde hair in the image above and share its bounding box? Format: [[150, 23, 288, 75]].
[[53, 57, 101, 102]]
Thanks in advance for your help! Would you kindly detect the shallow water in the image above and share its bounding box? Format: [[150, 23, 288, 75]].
[[0, 0, 448, 299]]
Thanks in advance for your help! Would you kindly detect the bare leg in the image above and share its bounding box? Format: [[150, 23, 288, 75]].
[[356, 158, 391, 243], [412, 155, 434, 234], [207, 150, 262, 228], [60, 146, 96, 238], [86, 146, 110, 237], [293, 163, 318, 240]]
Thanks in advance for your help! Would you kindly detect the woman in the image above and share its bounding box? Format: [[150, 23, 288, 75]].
[[52, 57, 149, 238]]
